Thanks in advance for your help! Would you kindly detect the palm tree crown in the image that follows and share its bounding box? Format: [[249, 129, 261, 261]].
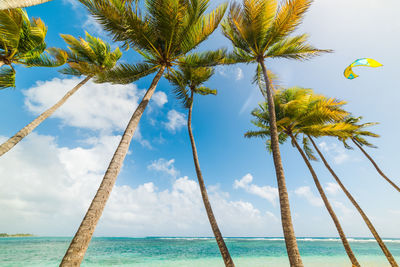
[[60, 32, 122, 78], [0, 9, 67, 89], [221, 0, 330, 65], [245, 87, 355, 153], [80, 0, 227, 84]]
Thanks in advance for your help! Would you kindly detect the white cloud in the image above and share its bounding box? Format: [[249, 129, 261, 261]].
[[319, 142, 350, 165], [83, 16, 108, 37], [24, 77, 143, 132], [152, 91, 168, 107], [325, 182, 341, 196], [163, 110, 186, 133], [0, 134, 280, 237], [295, 186, 323, 207], [147, 158, 179, 178], [234, 173, 278, 206], [235, 67, 244, 81]]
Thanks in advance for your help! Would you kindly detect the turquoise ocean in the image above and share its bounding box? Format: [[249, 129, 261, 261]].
[[1, 237, 400, 266]]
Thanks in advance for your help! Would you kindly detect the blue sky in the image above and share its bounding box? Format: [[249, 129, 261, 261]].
[[1, 0, 400, 243]]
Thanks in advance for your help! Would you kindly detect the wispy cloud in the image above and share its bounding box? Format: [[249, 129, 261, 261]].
[[163, 110, 186, 133], [295, 186, 323, 207], [234, 173, 278, 206], [147, 158, 179, 178]]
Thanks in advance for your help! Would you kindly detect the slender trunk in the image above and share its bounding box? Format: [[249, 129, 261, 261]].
[[289, 134, 360, 267], [0, 76, 91, 157], [60, 66, 165, 267], [309, 136, 399, 267], [352, 138, 400, 193], [259, 60, 303, 267], [187, 91, 235, 267], [0, 61, 4, 68]]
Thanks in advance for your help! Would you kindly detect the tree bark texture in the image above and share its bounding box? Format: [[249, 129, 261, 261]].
[[309, 136, 398, 267], [259, 60, 303, 267], [187, 92, 235, 267], [352, 139, 400, 193], [60, 66, 165, 267], [290, 134, 360, 267], [0, 76, 92, 157]]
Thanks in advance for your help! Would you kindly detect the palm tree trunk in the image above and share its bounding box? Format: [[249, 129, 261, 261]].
[[187, 91, 235, 267], [0, 76, 92, 157], [309, 136, 399, 267], [352, 138, 400, 193], [60, 66, 165, 267], [289, 134, 360, 267], [259, 60, 303, 267], [0, 0, 52, 10]]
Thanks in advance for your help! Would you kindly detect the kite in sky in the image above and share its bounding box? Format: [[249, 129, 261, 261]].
[[344, 58, 383, 79]]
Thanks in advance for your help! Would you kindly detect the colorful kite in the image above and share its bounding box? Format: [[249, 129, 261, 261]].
[[344, 58, 383, 79]]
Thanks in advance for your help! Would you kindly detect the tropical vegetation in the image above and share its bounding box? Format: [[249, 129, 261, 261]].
[[0, 0, 397, 266], [0, 8, 66, 89], [0, 32, 122, 157], [60, 0, 227, 265], [165, 62, 234, 266]]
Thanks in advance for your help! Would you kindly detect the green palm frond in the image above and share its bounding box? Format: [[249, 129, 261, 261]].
[[266, 34, 332, 60], [23, 47, 67, 67], [60, 32, 122, 78], [302, 136, 317, 160], [222, 0, 328, 63], [96, 62, 157, 84], [0, 66, 16, 89], [339, 116, 380, 149]]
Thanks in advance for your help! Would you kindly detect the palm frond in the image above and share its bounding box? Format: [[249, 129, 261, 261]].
[[0, 66, 16, 89], [95, 62, 157, 84]]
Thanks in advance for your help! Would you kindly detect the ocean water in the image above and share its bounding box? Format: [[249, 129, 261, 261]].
[[1, 237, 400, 266]]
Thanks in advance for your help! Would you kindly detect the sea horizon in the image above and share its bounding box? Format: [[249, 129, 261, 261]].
[[1, 236, 400, 266]]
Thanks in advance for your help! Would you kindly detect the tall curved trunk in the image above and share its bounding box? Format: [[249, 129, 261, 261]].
[[0, 76, 92, 157], [187, 92, 235, 267], [0, 0, 52, 9], [309, 136, 399, 267], [60, 66, 165, 267], [259, 60, 303, 267], [289, 134, 360, 267], [352, 138, 400, 193]]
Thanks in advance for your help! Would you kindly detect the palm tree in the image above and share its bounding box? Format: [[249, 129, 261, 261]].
[[0, 8, 67, 89], [245, 87, 361, 267], [60, 0, 227, 265], [0, 0, 52, 10], [0, 32, 122, 157], [340, 117, 400, 193], [307, 135, 399, 267], [221, 2, 330, 265], [165, 62, 234, 267]]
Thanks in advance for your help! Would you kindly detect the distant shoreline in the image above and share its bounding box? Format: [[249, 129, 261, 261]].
[[0, 233, 34, 237]]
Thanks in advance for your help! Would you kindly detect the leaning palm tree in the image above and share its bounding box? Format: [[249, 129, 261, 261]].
[[0, 8, 67, 89], [60, 0, 227, 265], [221, 2, 330, 264], [0, 0, 52, 10], [307, 134, 399, 267], [0, 32, 122, 157], [165, 62, 234, 267], [339, 117, 400, 193], [245, 87, 361, 267]]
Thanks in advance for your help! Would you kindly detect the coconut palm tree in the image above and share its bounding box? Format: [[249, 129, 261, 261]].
[[0, 32, 122, 157], [221, 2, 330, 264], [245, 87, 361, 267], [307, 135, 399, 267], [0, 0, 52, 10], [60, 0, 227, 265], [0, 8, 67, 89], [165, 62, 234, 267], [339, 117, 400, 193]]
